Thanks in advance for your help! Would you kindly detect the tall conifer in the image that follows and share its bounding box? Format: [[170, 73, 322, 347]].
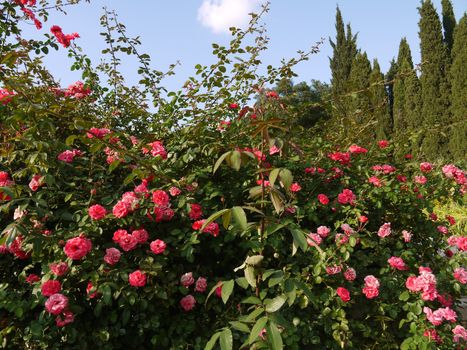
[[448, 14, 467, 160], [370, 59, 392, 140], [385, 59, 397, 118], [418, 0, 450, 159], [441, 0, 456, 57]]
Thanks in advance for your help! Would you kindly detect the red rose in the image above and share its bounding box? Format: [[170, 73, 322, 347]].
[[317, 194, 329, 205], [41, 280, 61, 297], [152, 190, 170, 207], [64, 236, 92, 260], [150, 239, 166, 254], [88, 204, 107, 220], [336, 287, 350, 302]]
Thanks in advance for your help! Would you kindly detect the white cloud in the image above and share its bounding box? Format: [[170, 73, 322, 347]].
[[197, 0, 262, 34]]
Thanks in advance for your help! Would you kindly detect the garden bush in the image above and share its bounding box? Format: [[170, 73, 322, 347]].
[[0, 1, 466, 349]]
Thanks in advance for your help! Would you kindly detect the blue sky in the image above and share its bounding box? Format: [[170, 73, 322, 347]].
[[20, 0, 466, 91]]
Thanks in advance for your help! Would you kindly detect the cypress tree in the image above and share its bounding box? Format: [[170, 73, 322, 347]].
[[370, 59, 392, 140], [385, 59, 397, 118], [392, 38, 414, 157], [403, 62, 423, 156], [418, 0, 450, 159], [329, 7, 357, 121], [441, 0, 456, 57], [347, 51, 372, 144], [448, 14, 467, 160]]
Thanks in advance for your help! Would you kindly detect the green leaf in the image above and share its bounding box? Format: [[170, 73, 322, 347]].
[[268, 168, 280, 186], [268, 271, 284, 288], [290, 229, 308, 253], [229, 321, 249, 333], [236, 277, 249, 289], [101, 284, 112, 305], [200, 209, 230, 231], [246, 255, 263, 266], [213, 151, 231, 174], [399, 291, 410, 301], [249, 316, 268, 344], [231, 206, 247, 230], [65, 135, 78, 146], [219, 328, 233, 350], [244, 307, 265, 322], [205, 331, 221, 350], [228, 150, 242, 171], [241, 296, 262, 304], [265, 294, 287, 313], [279, 168, 293, 190], [244, 265, 256, 288], [221, 280, 234, 304], [267, 321, 283, 350], [270, 191, 284, 214], [222, 210, 232, 229]]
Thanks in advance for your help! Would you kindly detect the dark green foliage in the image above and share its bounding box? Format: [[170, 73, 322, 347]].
[[385, 59, 398, 118], [448, 14, 467, 160], [329, 7, 357, 120], [370, 59, 392, 140], [441, 0, 457, 57], [418, 0, 451, 160], [346, 51, 372, 143], [274, 79, 331, 129], [403, 61, 423, 156]]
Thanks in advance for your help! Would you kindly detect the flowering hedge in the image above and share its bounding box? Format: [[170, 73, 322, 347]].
[[0, 1, 466, 349]]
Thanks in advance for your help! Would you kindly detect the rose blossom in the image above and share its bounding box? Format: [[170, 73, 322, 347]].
[[194, 277, 207, 292], [112, 229, 128, 243], [192, 220, 220, 237], [420, 162, 433, 173], [150, 239, 166, 254], [317, 226, 331, 238], [402, 230, 412, 242], [29, 174, 44, 191], [152, 190, 170, 206], [388, 256, 408, 270], [49, 262, 69, 276], [344, 267, 356, 281], [337, 189, 356, 205], [128, 270, 146, 287], [362, 287, 379, 299], [104, 248, 121, 265], [112, 200, 130, 218], [378, 140, 389, 148], [348, 144, 367, 154], [88, 204, 107, 220], [377, 222, 391, 238], [56, 310, 74, 327], [180, 295, 196, 311], [453, 325, 467, 343], [317, 194, 329, 205], [118, 232, 138, 252], [437, 225, 448, 235], [26, 274, 41, 284], [336, 287, 350, 302], [64, 236, 92, 260], [453, 267, 467, 284], [45, 293, 69, 315], [406, 276, 422, 292], [131, 228, 149, 244], [180, 272, 195, 288], [169, 186, 182, 196], [307, 233, 322, 246], [326, 265, 342, 275], [289, 183, 301, 192], [364, 275, 380, 289], [188, 203, 203, 220]]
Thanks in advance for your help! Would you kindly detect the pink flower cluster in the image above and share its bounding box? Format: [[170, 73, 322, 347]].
[[452, 325, 467, 343], [348, 144, 367, 154], [180, 295, 196, 312], [188, 203, 203, 220], [447, 235, 467, 251], [344, 267, 356, 281], [337, 189, 356, 205], [0, 171, 14, 200], [64, 81, 90, 99], [88, 204, 107, 220], [104, 247, 121, 265], [21, 6, 42, 30], [362, 275, 379, 299], [44, 293, 74, 327], [112, 191, 140, 218], [336, 287, 351, 302], [405, 267, 438, 301], [453, 267, 467, 284], [372, 164, 396, 174], [328, 151, 350, 166], [150, 239, 166, 254], [113, 228, 148, 252], [129, 270, 146, 287], [86, 127, 111, 139], [57, 149, 82, 163], [423, 306, 457, 326], [388, 256, 408, 270], [50, 25, 79, 48], [442, 164, 465, 185], [49, 262, 69, 276], [29, 174, 44, 191], [142, 141, 167, 159], [368, 176, 383, 187]]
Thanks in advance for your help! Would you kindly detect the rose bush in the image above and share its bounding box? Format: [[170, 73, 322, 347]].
[[0, 1, 466, 349]]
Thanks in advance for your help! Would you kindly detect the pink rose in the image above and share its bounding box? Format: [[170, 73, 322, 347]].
[[194, 277, 207, 293], [29, 174, 44, 191], [453, 267, 467, 284], [45, 293, 69, 315], [169, 186, 182, 196], [317, 226, 330, 238], [88, 204, 107, 220], [118, 233, 138, 252], [344, 268, 356, 281], [104, 248, 121, 265], [180, 272, 195, 288], [64, 236, 92, 260], [188, 203, 203, 220], [289, 182, 301, 192], [336, 287, 350, 302], [420, 162, 433, 173], [348, 144, 367, 154], [388, 256, 408, 271], [337, 189, 356, 205], [49, 262, 69, 276], [26, 274, 40, 284], [131, 228, 149, 244], [128, 270, 146, 287], [112, 200, 130, 218], [402, 230, 412, 242], [377, 140, 389, 148], [453, 325, 467, 343], [180, 295, 196, 311], [56, 310, 74, 327], [377, 222, 391, 238], [152, 190, 170, 207], [362, 287, 379, 299], [150, 239, 166, 254], [364, 275, 380, 289]]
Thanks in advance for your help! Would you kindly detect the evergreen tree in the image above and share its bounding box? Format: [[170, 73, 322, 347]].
[[392, 38, 414, 157], [441, 0, 456, 57], [448, 14, 467, 160], [403, 61, 423, 156], [385, 59, 398, 118], [418, 0, 450, 159], [329, 7, 357, 121], [347, 51, 372, 143], [370, 59, 392, 140]]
